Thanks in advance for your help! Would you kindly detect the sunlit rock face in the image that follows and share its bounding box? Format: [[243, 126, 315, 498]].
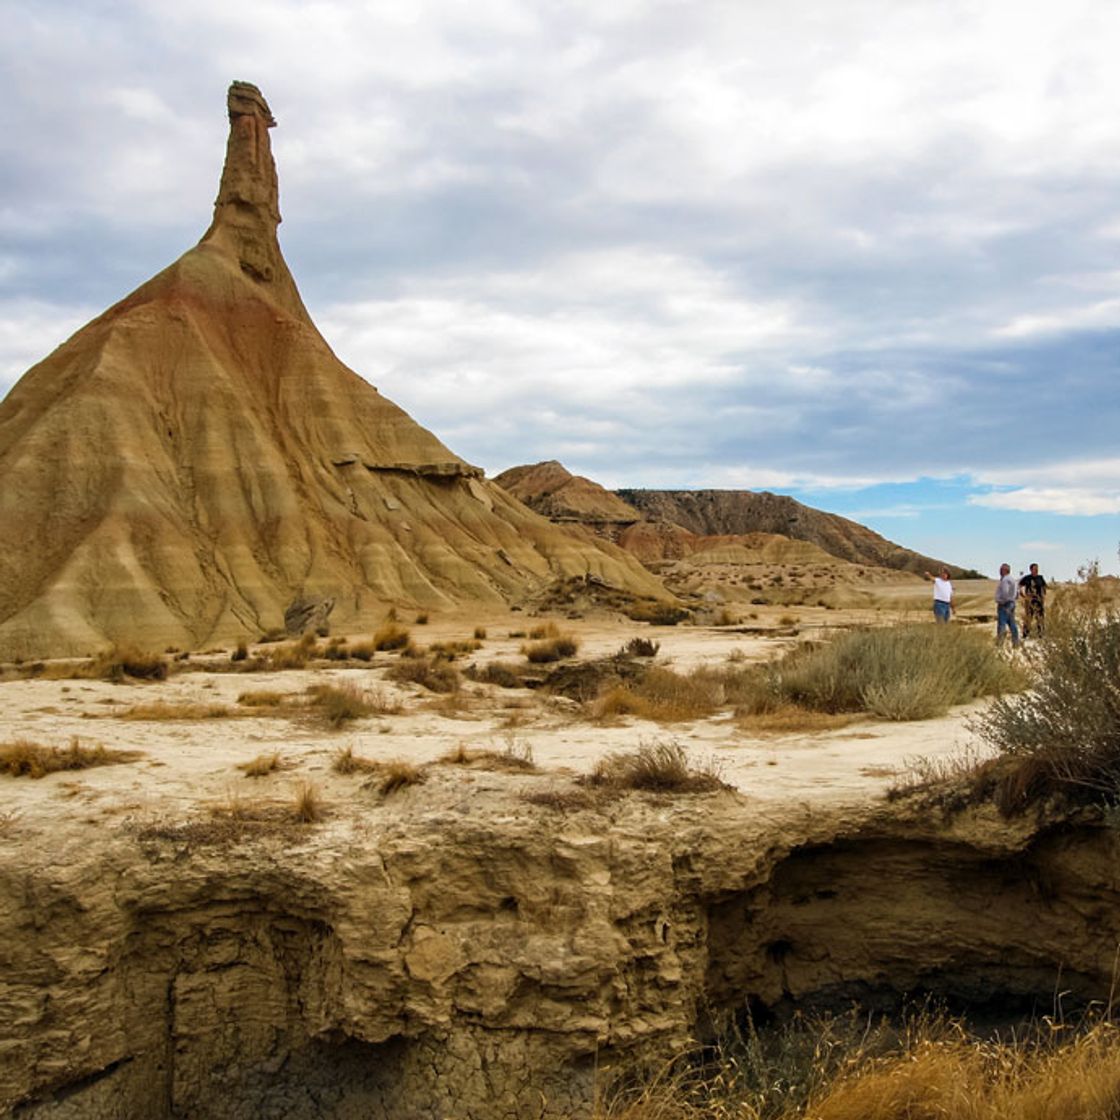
[[0, 83, 664, 660], [3, 778, 1118, 1119]]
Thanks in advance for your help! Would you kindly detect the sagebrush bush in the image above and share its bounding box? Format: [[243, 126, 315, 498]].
[[975, 597, 1120, 806], [305, 683, 379, 726], [770, 624, 1024, 719]]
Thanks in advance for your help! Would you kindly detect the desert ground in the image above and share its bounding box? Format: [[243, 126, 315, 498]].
[[0, 579, 1007, 833]]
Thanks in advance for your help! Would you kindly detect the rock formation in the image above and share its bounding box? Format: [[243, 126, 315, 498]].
[[493, 462, 973, 577], [3, 776, 1117, 1119], [0, 84, 664, 660]]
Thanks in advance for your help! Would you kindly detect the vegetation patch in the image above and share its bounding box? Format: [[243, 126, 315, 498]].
[[117, 701, 234, 721], [387, 656, 461, 694], [0, 737, 143, 778], [582, 739, 729, 794], [437, 741, 538, 772], [237, 751, 290, 778]]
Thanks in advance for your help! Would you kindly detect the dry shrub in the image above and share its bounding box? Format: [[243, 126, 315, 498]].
[[736, 706, 861, 735], [76, 645, 168, 682], [623, 599, 691, 626], [465, 661, 526, 689], [591, 667, 724, 724], [429, 638, 482, 660], [437, 741, 538, 772], [0, 737, 142, 778], [237, 752, 287, 777], [387, 656, 461, 693], [595, 1008, 1120, 1120], [414, 612, 430, 625], [231, 641, 249, 662], [528, 621, 560, 640], [331, 745, 380, 775], [622, 636, 660, 658], [374, 760, 426, 795], [237, 689, 291, 709], [522, 633, 580, 663], [304, 682, 379, 727], [373, 622, 411, 651], [974, 597, 1120, 810], [265, 637, 317, 670], [119, 702, 233, 721], [583, 739, 728, 794], [292, 781, 323, 822], [348, 641, 375, 662]]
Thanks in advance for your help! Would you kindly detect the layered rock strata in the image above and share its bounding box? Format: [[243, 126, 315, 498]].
[[0, 85, 664, 660], [2, 780, 1116, 1119]]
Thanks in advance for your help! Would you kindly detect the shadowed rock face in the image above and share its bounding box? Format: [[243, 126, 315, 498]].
[[3, 788, 1117, 1118], [0, 85, 664, 659]]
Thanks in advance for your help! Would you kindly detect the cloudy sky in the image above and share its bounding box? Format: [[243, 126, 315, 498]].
[[3, 0, 1118, 579]]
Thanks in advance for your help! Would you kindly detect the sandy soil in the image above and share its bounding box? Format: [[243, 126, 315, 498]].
[[0, 601, 1000, 835]]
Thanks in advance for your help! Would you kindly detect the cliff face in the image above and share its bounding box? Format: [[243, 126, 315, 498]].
[[0, 85, 664, 660], [617, 488, 970, 576], [3, 778, 1118, 1119]]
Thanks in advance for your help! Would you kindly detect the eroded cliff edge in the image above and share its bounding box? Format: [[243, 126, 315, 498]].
[[2, 777, 1117, 1119]]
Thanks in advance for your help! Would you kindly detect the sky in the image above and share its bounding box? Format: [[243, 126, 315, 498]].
[[2, 0, 1118, 581]]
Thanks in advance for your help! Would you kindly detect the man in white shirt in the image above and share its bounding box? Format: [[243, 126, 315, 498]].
[[995, 563, 1020, 647]]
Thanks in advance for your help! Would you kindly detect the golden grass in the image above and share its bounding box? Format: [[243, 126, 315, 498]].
[[237, 751, 289, 778], [237, 689, 291, 708], [118, 701, 234, 721], [372, 622, 411, 651], [0, 737, 142, 778], [522, 633, 580, 663], [304, 682, 400, 726], [375, 759, 425, 795], [594, 1014, 1120, 1120], [387, 656, 461, 693], [735, 705, 862, 735], [436, 741, 538, 772], [292, 781, 323, 822], [331, 745, 381, 774]]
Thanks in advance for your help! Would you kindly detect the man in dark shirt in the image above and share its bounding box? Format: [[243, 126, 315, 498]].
[[1019, 563, 1047, 639]]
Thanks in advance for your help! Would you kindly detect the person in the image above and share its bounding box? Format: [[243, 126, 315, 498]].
[[923, 567, 954, 622], [995, 562, 1020, 647], [1019, 562, 1047, 639]]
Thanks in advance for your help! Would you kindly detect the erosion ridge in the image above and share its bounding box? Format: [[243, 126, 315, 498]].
[[0, 85, 664, 661], [493, 461, 976, 577], [3, 779, 1115, 1119]]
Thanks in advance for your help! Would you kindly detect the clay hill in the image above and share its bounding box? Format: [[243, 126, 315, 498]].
[[0, 84, 664, 660], [495, 461, 973, 577]]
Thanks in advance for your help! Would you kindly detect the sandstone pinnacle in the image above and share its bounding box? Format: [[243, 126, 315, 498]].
[[0, 83, 666, 658]]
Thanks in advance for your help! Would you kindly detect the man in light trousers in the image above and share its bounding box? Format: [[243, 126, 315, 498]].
[[995, 562, 1020, 648]]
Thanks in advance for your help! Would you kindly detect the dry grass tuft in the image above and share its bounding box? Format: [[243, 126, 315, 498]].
[[118, 701, 233, 721], [0, 737, 142, 778], [236, 689, 292, 711], [583, 739, 729, 795], [387, 656, 461, 693], [304, 682, 381, 727], [372, 622, 411, 651], [522, 633, 580, 663], [437, 740, 539, 772], [465, 661, 527, 689], [373, 759, 426, 795], [331, 745, 381, 774], [292, 781, 324, 822], [237, 752, 289, 778]]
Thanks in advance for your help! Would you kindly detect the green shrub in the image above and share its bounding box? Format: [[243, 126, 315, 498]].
[[770, 624, 1023, 718], [975, 598, 1120, 807]]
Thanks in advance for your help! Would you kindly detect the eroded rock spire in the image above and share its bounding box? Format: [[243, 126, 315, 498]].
[[201, 82, 301, 307]]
